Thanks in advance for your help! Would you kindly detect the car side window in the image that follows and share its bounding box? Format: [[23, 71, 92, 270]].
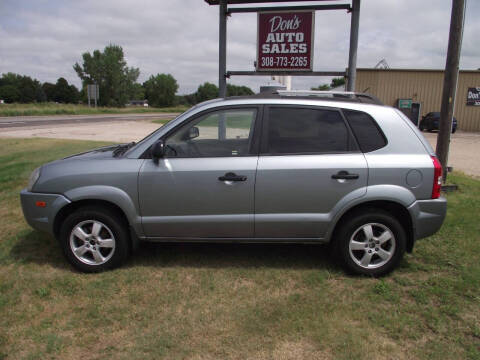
[[164, 108, 257, 158], [265, 107, 356, 155], [343, 109, 387, 153]]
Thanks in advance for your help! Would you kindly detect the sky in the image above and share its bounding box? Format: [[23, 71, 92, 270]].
[[0, 0, 479, 94]]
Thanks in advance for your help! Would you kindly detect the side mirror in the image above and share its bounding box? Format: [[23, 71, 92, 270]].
[[151, 139, 165, 160], [188, 126, 199, 140]]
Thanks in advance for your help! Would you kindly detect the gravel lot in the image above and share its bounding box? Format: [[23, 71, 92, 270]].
[[1, 120, 478, 177]]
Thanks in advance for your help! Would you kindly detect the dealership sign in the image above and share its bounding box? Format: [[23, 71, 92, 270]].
[[257, 11, 315, 71], [467, 87, 480, 106]]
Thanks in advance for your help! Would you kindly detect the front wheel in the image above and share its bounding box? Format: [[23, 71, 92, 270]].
[[59, 206, 130, 272], [335, 209, 406, 276]]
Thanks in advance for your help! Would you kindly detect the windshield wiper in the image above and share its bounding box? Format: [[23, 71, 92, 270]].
[[113, 142, 136, 157]]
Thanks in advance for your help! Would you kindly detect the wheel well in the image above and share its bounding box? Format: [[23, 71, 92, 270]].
[[53, 199, 131, 244], [332, 200, 414, 253]]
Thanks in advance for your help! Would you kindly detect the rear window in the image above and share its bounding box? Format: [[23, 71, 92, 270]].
[[266, 107, 355, 154], [343, 110, 387, 153]]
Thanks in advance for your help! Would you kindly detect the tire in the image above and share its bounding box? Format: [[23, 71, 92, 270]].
[[334, 209, 406, 277], [452, 127, 457, 134], [59, 206, 130, 272]]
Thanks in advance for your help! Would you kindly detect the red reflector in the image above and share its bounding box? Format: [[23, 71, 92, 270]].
[[35, 201, 46, 208], [431, 156, 442, 199]]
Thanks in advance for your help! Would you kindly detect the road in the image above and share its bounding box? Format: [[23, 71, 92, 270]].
[[0, 114, 478, 177], [0, 112, 178, 128]]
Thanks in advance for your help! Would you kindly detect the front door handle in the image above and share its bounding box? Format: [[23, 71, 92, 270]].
[[218, 172, 247, 182], [331, 171, 359, 180]]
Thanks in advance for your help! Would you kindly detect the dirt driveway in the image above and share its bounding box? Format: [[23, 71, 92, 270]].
[[423, 131, 479, 178], [0, 120, 478, 177]]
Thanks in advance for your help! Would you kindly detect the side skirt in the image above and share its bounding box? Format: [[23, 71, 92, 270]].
[[139, 237, 329, 245]]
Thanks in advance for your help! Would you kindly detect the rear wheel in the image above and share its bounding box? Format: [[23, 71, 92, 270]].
[[335, 209, 406, 276], [59, 206, 130, 272]]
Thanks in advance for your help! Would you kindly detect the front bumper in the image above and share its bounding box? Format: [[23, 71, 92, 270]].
[[20, 189, 71, 235], [408, 196, 447, 241]]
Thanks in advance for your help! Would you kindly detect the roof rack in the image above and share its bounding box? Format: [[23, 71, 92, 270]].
[[244, 90, 384, 105], [277, 90, 383, 104]]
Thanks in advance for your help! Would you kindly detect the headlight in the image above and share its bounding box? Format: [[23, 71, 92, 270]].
[[27, 167, 41, 191]]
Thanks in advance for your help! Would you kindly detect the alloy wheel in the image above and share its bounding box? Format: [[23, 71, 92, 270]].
[[348, 223, 396, 269], [69, 220, 116, 266]]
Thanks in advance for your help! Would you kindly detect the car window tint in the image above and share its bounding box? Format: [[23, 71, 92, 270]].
[[267, 107, 351, 154], [343, 109, 387, 153], [165, 109, 256, 157]]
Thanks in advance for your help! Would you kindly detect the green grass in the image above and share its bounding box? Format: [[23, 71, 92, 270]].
[[0, 103, 187, 117], [0, 137, 479, 359]]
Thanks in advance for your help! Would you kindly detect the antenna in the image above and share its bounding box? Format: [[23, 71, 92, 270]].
[[374, 59, 390, 69]]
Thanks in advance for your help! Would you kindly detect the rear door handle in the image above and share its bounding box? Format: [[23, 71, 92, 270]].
[[218, 172, 247, 182], [331, 171, 359, 180]]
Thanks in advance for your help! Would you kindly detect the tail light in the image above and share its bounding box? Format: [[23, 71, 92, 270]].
[[431, 156, 442, 199]]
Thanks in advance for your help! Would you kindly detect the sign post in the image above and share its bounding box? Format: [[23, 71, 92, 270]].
[[206, 0, 359, 95], [87, 84, 99, 108], [256, 11, 314, 72]]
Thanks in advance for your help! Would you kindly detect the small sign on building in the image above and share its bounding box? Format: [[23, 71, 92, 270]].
[[398, 99, 412, 109], [256, 11, 315, 72], [467, 87, 480, 106]]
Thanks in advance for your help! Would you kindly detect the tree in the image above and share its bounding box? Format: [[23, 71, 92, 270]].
[[42, 82, 56, 101], [53, 78, 70, 103], [68, 84, 80, 103], [0, 85, 21, 103], [179, 93, 197, 106], [330, 77, 346, 89], [55, 78, 79, 103], [128, 83, 145, 101], [226, 84, 254, 97], [0, 73, 44, 103], [73, 44, 140, 106], [41, 78, 79, 103], [196, 82, 219, 103], [311, 77, 346, 91], [311, 84, 330, 91], [143, 74, 178, 107]]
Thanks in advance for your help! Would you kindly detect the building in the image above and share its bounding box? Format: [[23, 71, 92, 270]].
[[355, 68, 480, 132]]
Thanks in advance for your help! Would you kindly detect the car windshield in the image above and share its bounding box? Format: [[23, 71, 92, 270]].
[[126, 99, 224, 153]]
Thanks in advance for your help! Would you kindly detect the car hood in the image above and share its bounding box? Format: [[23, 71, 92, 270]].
[[62, 144, 123, 160]]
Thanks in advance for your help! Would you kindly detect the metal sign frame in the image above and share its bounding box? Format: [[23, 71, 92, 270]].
[[205, 0, 361, 97], [87, 84, 99, 108]]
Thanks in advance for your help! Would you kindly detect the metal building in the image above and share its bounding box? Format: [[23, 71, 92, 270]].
[[355, 68, 480, 132]]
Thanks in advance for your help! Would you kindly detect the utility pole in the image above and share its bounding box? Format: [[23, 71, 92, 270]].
[[218, 0, 227, 98], [436, 0, 466, 182], [346, 0, 360, 91]]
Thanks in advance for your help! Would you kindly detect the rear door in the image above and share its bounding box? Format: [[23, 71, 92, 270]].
[[254, 105, 368, 239]]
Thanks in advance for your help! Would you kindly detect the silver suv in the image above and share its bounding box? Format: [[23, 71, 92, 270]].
[[20, 92, 447, 276]]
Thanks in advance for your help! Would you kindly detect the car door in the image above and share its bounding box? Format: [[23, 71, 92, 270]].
[[254, 105, 368, 239], [138, 106, 261, 238]]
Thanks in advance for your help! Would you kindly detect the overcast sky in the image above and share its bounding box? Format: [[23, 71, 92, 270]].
[[0, 0, 479, 94]]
